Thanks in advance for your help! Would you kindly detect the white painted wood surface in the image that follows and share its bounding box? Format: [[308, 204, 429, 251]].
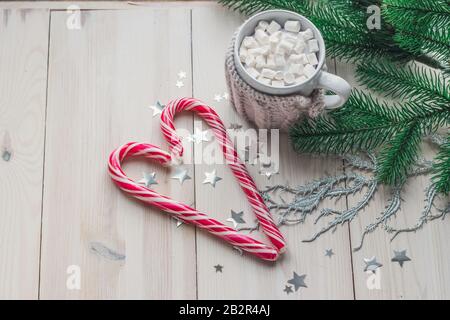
[[0, 9, 49, 299], [40, 8, 196, 299], [0, 2, 448, 299]]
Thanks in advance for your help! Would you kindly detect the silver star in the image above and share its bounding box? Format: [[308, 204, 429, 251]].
[[188, 127, 210, 144], [325, 249, 334, 258], [172, 217, 183, 228], [283, 285, 293, 295], [2, 150, 11, 162], [202, 169, 222, 187], [177, 70, 187, 79], [223, 92, 229, 100], [287, 272, 307, 291], [148, 101, 165, 117], [214, 264, 223, 273], [171, 167, 191, 185], [364, 256, 383, 273], [261, 171, 277, 180], [214, 94, 223, 102], [175, 80, 184, 88], [138, 172, 158, 188], [391, 250, 411, 267], [226, 210, 246, 228]]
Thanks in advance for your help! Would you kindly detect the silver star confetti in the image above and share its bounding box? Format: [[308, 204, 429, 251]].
[[287, 272, 307, 291], [364, 256, 383, 273], [148, 101, 165, 117], [391, 250, 411, 267], [261, 171, 277, 180], [214, 94, 223, 102], [214, 264, 223, 273], [175, 80, 184, 88], [226, 210, 246, 228], [138, 172, 158, 188], [171, 167, 191, 185], [2, 150, 11, 162], [188, 127, 210, 144], [202, 169, 222, 187], [223, 92, 229, 100], [173, 217, 183, 228], [325, 249, 335, 258], [177, 70, 187, 79], [283, 285, 293, 295]]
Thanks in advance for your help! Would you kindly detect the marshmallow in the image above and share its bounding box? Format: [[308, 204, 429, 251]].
[[308, 39, 319, 53], [255, 29, 270, 45], [274, 71, 284, 80], [296, 75, 308, 83], [248, 47, 265, 56], [255, 55, 266, 69], [282, 33, 298, 44], [304, 64, 316, 78], [242, 36, 259, 49], [289, 63, 304, 75], [278, 39, 294, 52], [307, 53, 319, 65], [245, 55, 256, 68], [271, 80, 285, 87], [260, 45, 271, 55], [284, 72, 295, 84], [298, 53, 308, 64], [267, 20, 281, 34], [257, 76, 271, 85], [266, 55, 276, 69], [288, 54, 303, 64], [256, 20, 269, 31], [239, 47, 248, 62], [284, 20, 301, 33], [246, 67, 260, 78], [301, 28, 314, 40], [274, 54, 286, 67], [261, 68, 277, 79], [294, 40, 306, 54], [274, 46, 286, 55]]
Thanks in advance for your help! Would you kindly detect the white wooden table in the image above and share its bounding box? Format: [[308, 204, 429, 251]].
[[0, 1, 449, 299]]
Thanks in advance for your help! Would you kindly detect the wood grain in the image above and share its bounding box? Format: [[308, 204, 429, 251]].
[[40, 8, 196, 299], [0, 9, 49, 299], [192, 6, 354, 299]]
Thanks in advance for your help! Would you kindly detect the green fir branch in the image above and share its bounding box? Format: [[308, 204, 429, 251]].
[[383, 0, 450, 30], [376, 121, 423, 185], [356, 61, 450, 106], [432, 137, 450, 194], [394, 29, 450, 64]]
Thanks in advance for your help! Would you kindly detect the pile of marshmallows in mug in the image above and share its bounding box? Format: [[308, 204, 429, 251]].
[[239, 19, 319, 87]]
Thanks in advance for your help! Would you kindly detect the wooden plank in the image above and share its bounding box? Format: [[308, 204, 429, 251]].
[[0, 9, 49, 299], [40, 8, 196, 299], [192, 6, 354, 299], [335, 60, 450, 299], [0, 1, 214, 10]]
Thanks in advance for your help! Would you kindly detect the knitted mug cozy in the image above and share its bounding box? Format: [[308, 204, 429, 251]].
[[225, 35, 325, 131]]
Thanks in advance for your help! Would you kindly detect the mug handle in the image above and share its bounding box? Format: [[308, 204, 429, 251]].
[[317, 71, 352, 110]]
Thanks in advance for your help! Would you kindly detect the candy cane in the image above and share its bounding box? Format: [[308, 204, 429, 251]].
[[108, 98, 286, 261]]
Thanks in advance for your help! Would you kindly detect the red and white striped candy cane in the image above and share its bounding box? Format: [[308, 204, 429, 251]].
[[161, 97, 286, 254], [108, 98, 286, 261]]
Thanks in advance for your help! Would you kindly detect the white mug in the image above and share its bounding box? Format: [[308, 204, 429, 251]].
[[234, 10, 351, 110]]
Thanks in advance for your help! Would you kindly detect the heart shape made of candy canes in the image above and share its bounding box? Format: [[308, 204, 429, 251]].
[[108, 97, 286, 261]]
